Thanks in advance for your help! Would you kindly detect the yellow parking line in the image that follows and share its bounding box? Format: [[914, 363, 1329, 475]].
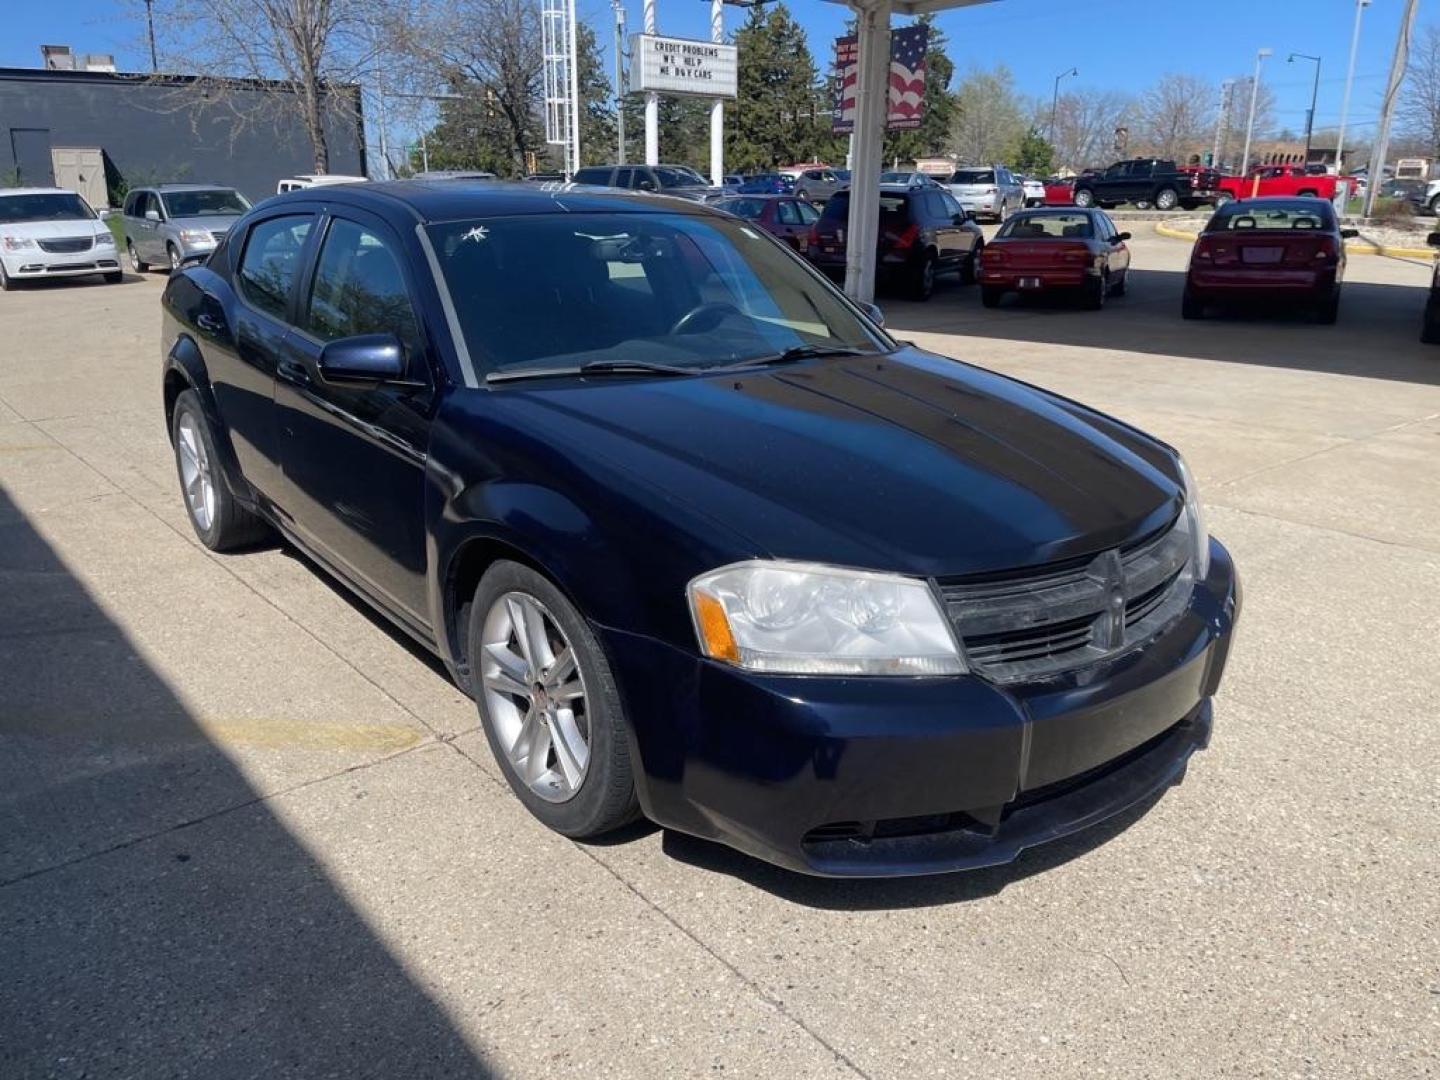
[[195, 717, 425, 752]]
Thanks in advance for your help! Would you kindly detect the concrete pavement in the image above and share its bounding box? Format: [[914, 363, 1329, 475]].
[[1, 230, 1436, 1078]]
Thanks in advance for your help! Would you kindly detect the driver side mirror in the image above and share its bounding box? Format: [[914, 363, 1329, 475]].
[[1114, 232, 1131, 242], [317, 333, 405, 383], [144, 209, 161, 222]]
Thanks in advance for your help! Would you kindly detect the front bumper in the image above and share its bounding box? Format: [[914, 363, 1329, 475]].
[[1, 247, 120, 279], [605, 541, 1241, 877]]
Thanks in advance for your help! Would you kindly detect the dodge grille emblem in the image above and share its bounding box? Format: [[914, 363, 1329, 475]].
[[1090, 549, 1127, 650]]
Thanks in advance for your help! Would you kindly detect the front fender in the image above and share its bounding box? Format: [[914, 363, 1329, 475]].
[[163, 332, 253, 508]]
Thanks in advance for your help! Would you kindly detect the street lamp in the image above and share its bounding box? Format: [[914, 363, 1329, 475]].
[[1288, 52, 1321, 163], [1050, 67, 1077, 147], [1240, 47, 1272, 176], [1336, 0, 1372, 173]]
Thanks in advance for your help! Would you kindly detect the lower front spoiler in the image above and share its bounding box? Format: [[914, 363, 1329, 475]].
[[800, 702, 1211, 877]]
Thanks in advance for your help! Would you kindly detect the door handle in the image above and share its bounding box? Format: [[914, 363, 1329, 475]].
[[196, 312, 225, 334], [277, 358, 311, 384]]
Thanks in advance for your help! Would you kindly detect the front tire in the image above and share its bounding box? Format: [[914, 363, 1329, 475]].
[[1108, 268, 1127, 297], [127, 241, 149, 273], [167, 244, 181, 272], [170, 389, 270, 551], [0, 262, 12, 292], [1422, 301, 1440, 343], [1082, 273, 1106, 310], [1154, 187, 1179, 211], [959, 242, 981, 285], [1314, 293, 1340, 325], [470, 560, 639, 838], [1073, 188, 1094, 208]]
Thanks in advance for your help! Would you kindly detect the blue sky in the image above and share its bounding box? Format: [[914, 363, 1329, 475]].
[[2, 0, 1416, 139]]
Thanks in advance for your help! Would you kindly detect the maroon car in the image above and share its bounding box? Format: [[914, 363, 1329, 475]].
[[1183, 197, 1358, 323], [979, 208, 1131, 310], [711, 195, 821, 253]]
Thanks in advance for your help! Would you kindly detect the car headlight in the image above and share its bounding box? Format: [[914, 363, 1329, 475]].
[[179, 229, 215, 245], [94, 231, 116, 247], [687, 560, 965, 676], [1176, 456, 1211, 579], [1, 235, 36, 251]]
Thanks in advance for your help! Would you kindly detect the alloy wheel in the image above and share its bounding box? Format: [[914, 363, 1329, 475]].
[[480, 592, 590, 803], [176, 411, 215, 532]]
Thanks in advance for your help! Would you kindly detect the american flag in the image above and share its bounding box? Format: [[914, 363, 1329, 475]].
[[832, 25, 929, 134]]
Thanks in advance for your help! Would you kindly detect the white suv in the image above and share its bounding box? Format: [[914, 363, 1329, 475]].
[[0, 188, 120, 291]]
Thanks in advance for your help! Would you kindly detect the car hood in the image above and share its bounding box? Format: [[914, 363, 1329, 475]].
[[493, 348, 1184, 578], [169, 214, 243, 232], [0, 219, 109, 240]]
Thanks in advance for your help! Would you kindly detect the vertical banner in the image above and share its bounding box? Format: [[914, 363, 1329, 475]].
[[832, 24, 928, 134]]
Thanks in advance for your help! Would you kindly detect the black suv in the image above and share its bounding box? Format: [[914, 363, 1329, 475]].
[[572, 163, 720, 201], [1072, 159, 1222, 211], [807, 184, 984, 300]]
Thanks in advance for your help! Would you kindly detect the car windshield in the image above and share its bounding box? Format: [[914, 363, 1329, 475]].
[[656, 167, 705, 188], [160, 189, 250, 218], [997, 213, 1093, 239], [951, 170, 994, 185], [1206, 204, 1333, 232], [0, 192, 95, 223], [426, 211, 889, 377]]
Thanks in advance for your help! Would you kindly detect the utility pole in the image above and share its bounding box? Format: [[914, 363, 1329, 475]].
[[644, 0, 658, 166], [1336, 0, 1371, 174], [1364, 0, 1420, 217], [144, 0, 158, 72], [612, 0, 626, 163], [1288, 53, 1321, 162], [1049, 66, 1077, 147], [709, 0, 724, 185], [1240, 47, 1272, 176], [1212, 79, 1234, 168]]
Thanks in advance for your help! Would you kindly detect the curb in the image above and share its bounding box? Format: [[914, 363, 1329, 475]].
[[1152, 220, 1433, 259]]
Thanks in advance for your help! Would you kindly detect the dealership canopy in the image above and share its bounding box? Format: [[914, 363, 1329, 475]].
[[823, 0, 998, 303]]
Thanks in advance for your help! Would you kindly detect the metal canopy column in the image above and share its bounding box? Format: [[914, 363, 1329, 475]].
[[844, 0, 891, 304]]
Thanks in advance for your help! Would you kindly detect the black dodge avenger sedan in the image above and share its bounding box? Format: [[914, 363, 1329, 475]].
[[161, 181, 1240, 878]]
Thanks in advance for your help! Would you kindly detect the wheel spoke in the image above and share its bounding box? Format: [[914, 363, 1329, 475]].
[[512, 595, 553, 673], [550, 679, 584, 704], [522, 722, 553, 784], [544, 646, 576, 691], [186, 473, 205, 505], [550, 708, 588, 789], [482, 642, 531, 698]]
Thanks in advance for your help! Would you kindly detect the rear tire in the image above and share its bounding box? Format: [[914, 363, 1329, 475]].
[[980, 285, 1003, 308], [1083, 274, 1106, 310], [1181, 290, 1204, 320], [1108, 269, 1127, 297], [170, 389, 271, 551], [909, 252, 936, 301], [469, 560, 640, 839], [1314, 293, 1340, 325]]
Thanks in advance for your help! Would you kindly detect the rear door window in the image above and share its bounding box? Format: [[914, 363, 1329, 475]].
[[236, 214, 314, 321], [573, 167, 612, 185], [776, 201, 803, 225]]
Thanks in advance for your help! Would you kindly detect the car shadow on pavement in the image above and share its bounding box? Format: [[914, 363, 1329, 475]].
[[660, 787, 1168, 911], [0, 485, 494, 1078], [885, 270, 1440, 386]]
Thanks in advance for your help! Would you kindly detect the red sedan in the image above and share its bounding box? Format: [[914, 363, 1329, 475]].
[[978, 208, 1131, 309], [711, 195, 821, 253], [1182, 197, 1358, 324]]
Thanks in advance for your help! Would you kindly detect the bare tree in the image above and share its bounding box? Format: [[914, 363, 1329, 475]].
[[394, 0, 545, 176], [949, 65, 1026, 165], [1135, 73, 1214, 161], [1400, 23, 1440, 158], [1047, 88, 1134, 171], [142, 0, 382, 172]]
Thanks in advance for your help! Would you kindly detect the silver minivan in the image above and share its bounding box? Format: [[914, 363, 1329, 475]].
[[948, 165, 1025, 222], [120, 184, 251, 272]]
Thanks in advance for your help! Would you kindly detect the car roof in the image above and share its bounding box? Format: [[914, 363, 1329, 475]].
[[1012, 207, 1095, 214], [0, 187, 81, 197], [140, 183, 239, 192], [267, 180, 726, 223], [1226, 195, 1332, 208]]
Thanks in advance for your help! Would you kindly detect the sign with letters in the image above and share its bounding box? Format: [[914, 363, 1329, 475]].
[[630, 34, 738, 99]]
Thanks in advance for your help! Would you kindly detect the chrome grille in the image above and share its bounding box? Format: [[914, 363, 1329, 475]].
[[37, 236, 94, 254], [941, 519, 1192, 683]]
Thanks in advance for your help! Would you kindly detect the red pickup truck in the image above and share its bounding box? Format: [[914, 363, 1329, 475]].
[[1215, 165, 1349, 205]]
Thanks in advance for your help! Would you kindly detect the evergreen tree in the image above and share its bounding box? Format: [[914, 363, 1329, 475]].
[[727, 3, 829, 171], [1011, 125, 1054, 173], [576, 22, 616, 166]]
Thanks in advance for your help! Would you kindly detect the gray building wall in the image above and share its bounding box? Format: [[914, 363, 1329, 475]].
[[0, 68, 365, 205]]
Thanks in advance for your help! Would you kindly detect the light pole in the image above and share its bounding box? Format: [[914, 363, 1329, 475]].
[[1240, 47, 1272, 176], [1336, 0, 1371, 174], [1050, 66, 1077, 147], [1211, 79, 1234, 169], [1288, 52, 1321, 163], [144, 0, 158, 72], [612, 0, 626, 163]]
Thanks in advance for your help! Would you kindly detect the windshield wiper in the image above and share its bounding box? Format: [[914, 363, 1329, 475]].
[[486, 359, 699, 384], [719, 344, 872, 372]]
